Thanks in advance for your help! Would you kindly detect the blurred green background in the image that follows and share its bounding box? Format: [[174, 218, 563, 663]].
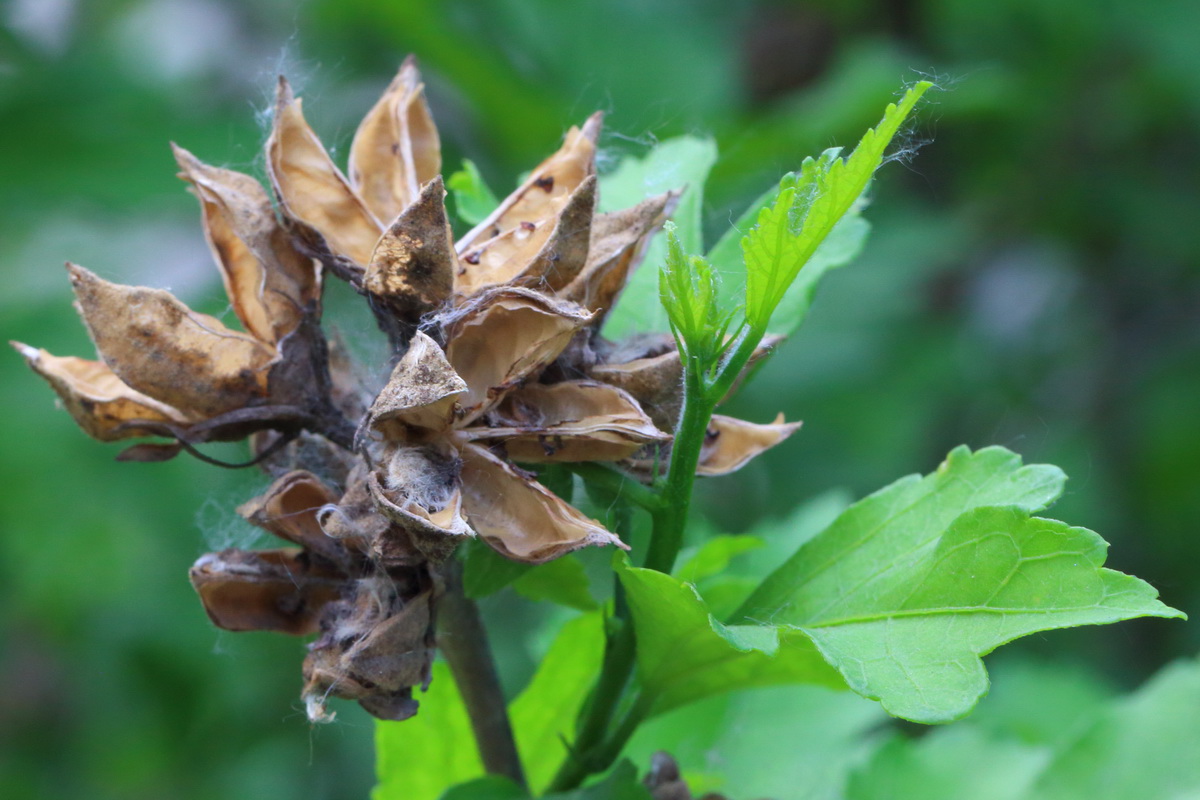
[[2, 0, 1198, 798]]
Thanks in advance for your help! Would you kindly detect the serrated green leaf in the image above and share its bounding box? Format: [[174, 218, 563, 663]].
[[735, 445, 1184, 723], [509, 613, 605, 793], [658, 222, 727, 363], [448, 159, 500, 226], [617, 557, 845, 716], [600, 136, 717, 339], [512, 554, 598, 611], [374, 662, 483, 800], [741, 82, 931, 330]]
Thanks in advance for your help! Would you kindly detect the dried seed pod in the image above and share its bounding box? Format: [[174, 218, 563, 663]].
[[444, 287, 594, 423], [267, 77, 383, 267], [12, 342, 192, 441], [367, 331, 467, 442], [480, 380, 668, 462], [238, 471, 349, 568], [364, 177, 458, 319], [173, 144, 320, 344], [348, 56, 441, 224], [697, 413, 802, 476], [456, 113, 602, 253], [459, 443, 625, 563], [68, 264, 277, 417], [189, 548, 345, 635]]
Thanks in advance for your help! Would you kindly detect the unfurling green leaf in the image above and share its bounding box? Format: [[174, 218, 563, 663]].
[[734, 445, 1185, 723], [448, 159, 500, 226], [617, 555, 845, 716], [659, 222, 729, 366], [741, 82, 931, 330]]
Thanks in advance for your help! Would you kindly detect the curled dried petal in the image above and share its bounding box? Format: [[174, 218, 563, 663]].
[[456, 176, 596, 296], [460, 443, 625, 563], [173, 144, 320, 344], [68, 264, 277, 417], [364, 177, 457, 318], [367, 331, 467, 441], [349, 56, 441, 223], [457, 113, 602, 252], [267, 77, 383, 267], [444, 288, 594, 423], [697, 413, 802, 476], [189, 548, 345, 635], [477, 380, 668, 462], [238, 471, 348, 567], [12, 342, 191, 441], [562, 190, 677, 314]]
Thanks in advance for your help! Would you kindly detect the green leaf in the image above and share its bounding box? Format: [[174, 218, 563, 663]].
[[462, 538, 531, 599], [1027, 658, 1200, 800], [440, 776, 528, 800], [543, 760, 652, 800], [511, 554, 598, 611], [600, 136, 718, 339], [735, 445, 1185, 723], [675, 534, 764, 584], [374, 662, 483, 800], [448, 159, 500, 226], [509, 613, 605, 794], [658, 222, 728, 364], [847, 727, 1049, 800], [617, 556, 845, 716], [741, 82, 931, 330]]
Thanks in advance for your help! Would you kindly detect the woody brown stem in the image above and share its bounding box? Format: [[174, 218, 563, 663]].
[[436, 559, 527, 789]]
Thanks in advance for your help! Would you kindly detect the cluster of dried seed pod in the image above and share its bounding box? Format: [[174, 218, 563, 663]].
[[13, 57, 800, 721]]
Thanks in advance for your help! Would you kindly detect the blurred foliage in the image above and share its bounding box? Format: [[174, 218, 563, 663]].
[[1, 0, 1198, 797]]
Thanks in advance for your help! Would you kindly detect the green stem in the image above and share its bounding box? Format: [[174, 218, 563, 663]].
[[437, 560, 527, 790]]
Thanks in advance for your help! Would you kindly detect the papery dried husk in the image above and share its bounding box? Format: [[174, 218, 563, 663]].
[[367, 331, 466, 441], [68, 264, 277, 417], [459, 443, 625, 563], [238, 470, 349, 567], [456, 176, 596, 296], [348, 56, 440, 224], [590, 350, 684, 433], [12, 342, 192, 441], [368, 469, 470, 564], [315, 470, 388, 555], [478, 380, 668, 462], [364, 177, 457, 319], [173, 145, 320, 344], [444, 288, 594, 423], [267, 77, 383, 267], [302, 577, 434, 722], [456, 113, 602, 252], [696, 413, 802, 476], [189, 548, 346, 635], [561, 190, 677, 315]]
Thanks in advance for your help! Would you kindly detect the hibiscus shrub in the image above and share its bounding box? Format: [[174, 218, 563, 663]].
[[14, 61, 1186, 799]]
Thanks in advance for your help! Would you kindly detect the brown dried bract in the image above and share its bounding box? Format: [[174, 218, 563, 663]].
[[267, 77, 384, 267], [459, 443, 625, 563], [349, 56, 441, 224], [68, 263, 277, 418], [697, 413, 802, 476], [367, 331, 467, 441], [481, 380, 668, 462], [12, 342, 192, 441]]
